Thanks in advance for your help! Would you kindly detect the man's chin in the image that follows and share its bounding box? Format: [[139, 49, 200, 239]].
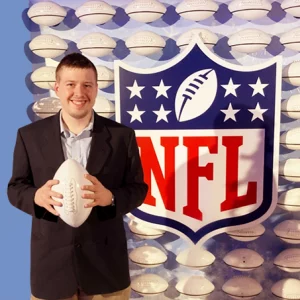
[[69, 110, 90, 120]]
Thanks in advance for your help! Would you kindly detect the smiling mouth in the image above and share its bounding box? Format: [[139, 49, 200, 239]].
[[70, 100, 87, 107]]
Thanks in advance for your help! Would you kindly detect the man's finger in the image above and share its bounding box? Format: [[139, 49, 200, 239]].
[[82, 193, 96, 199], [81, 185, 96, 192], [46, 179, 60, 187], [84, 201, 97, 208], [84, 174, 99, 185], [50, 191, 63, 199], [45, 205, 59, 216], [49, 198, 63, 207]]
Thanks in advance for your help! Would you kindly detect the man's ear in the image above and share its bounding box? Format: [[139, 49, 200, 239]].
[[54, 81, 59, 94]]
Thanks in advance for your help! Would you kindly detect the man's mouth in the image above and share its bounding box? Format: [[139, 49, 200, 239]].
[[70, 100, 87, 108]]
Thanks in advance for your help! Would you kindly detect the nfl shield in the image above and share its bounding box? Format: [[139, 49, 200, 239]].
[[115, 37, 282, 245]]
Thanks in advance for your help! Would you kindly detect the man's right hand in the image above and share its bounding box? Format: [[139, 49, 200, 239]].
[[34, 179, 63, 216]]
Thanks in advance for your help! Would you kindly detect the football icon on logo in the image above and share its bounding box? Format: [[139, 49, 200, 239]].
[[175, 69, 217, 122], [51, 159, 94, 227]]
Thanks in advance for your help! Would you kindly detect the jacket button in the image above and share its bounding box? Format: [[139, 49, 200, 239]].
[[75, 243, 81, 248]]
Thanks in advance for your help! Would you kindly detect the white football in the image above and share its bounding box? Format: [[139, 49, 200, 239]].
[[283, 61, 300, 86], [125, 0, 167, 23], [175, 0, 219, 21], [175, 276, 215, 297], [32, 97, 61, 119], [222, 276, 262, 299], [29, 34, 68, 58], [128, 220, 165, 239], [175, 69, 217, 122], [176, 28, 218, 50], [27, 1, 67, 26], [176, 247, 215, 269], [228, 0, 272, 20], [131, 274, 168, 296], [278, 188, 300, 212], [280, 127, 300, 150], [125, 31, 166, 56], [272, 278, 300, 299], [95, 66, 114, 89], [75, 1, 116, 25], [281, 94, 300, 119], [228, 28, 271, 53], [31, 66, 56, 90], [279, 158, 300, 182], [280, 27, 300, 52], [223, 248, 264, 271], [227, 224, 265, 242], [77, 32, 116, 57], [93, 96, 115, 119], [129, 246, 167, 268], [274, 248, 300, 272], [282, 0, 300, 18], [274, 219, 300, 244], [51, 159, 94, 228]]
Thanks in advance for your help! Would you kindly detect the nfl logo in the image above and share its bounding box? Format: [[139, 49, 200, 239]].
[[115, 37, 282, 246]]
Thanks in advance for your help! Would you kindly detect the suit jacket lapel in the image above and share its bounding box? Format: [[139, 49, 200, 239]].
[[40, 111, 111, 175], [86, 112, 111, 175], [40, 112, 65, 173]]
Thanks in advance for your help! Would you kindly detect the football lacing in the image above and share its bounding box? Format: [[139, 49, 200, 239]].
[[64, 178, 77, 214]]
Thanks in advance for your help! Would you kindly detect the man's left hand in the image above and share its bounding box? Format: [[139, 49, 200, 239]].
[[81, 174, 113, 207]]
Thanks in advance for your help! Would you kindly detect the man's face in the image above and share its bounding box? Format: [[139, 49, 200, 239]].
[[54, 67, 98, 120]]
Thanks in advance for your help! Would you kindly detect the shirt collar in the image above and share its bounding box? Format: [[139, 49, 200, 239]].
[[59, 110, 94, 138]]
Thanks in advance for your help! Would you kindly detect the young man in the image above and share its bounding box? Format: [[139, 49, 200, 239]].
[[7, 53, 148, 300]]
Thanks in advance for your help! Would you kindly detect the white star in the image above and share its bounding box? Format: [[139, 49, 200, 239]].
[[248, 103, 268, 121], [220, 103, 240, 122], [221, 78, 241, 97], [249, 77, 269, 96], [126, 80, 145, 99], [153, 80, 172, 98], [127, 105, 145, 123], [153, 105, 172, 123]]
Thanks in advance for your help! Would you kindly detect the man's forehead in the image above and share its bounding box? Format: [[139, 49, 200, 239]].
[[57, 67, 97, 81]]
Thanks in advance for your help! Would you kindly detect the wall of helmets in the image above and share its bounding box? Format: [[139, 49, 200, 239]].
[[26, 0, 300, 299]]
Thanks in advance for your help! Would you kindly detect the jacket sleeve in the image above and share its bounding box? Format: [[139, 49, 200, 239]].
[[110, 128, 148, 217], [7, 129, 46, 219]]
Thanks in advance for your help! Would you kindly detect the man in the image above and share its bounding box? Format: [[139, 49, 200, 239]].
[[7, 53, 148, 300]]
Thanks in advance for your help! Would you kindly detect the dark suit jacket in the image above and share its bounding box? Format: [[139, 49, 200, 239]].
[[7, 111, 148, 300]]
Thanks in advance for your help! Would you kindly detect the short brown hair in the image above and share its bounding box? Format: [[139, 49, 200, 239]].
[[56, 52, 98, 81]]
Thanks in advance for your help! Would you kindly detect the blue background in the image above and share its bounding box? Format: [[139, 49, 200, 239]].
[[1, 0, 33, 299]]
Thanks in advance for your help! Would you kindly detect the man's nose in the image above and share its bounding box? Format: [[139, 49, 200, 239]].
[[74, 85, 84, 96]]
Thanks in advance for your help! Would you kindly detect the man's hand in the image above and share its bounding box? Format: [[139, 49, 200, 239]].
[[81, 174, 113, 208], [34, 179, 63, 216]]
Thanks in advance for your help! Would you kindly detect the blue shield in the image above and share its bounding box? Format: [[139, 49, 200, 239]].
[[115, 37, 282, 245]]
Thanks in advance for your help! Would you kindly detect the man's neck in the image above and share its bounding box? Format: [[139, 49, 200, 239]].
[[61, 111, 92, 135]]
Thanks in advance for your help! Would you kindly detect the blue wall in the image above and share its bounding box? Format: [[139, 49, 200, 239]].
[[1, 1, 33, 299]]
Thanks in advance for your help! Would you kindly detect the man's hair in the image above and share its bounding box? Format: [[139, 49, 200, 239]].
[[56, 52, 98, 81]]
